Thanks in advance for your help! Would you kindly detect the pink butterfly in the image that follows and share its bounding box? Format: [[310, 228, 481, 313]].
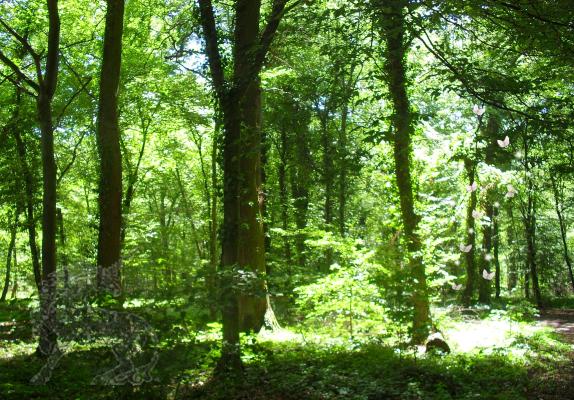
[[473, 104, 486, 116], [460, 243, 472, 253], [472, 210, 484, 219], [466, 182, 478, 192], [497, 136, 510, 148], [452, 283, 463, 291], [482, 269, 495, 280], [506, 185, 517, 198]]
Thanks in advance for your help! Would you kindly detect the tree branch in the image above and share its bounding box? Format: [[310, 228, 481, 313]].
[[197, 0, 227, 103], [0, 50, 39, 93]]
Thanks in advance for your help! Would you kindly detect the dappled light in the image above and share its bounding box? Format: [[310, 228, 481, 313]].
[[2, 0, 574, 398]]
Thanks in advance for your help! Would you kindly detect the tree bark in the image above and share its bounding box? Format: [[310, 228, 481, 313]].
[[493, 206, 501, 299], [96, 0, 125, 292], [551, 175, 574, 291], [290, 122, 311, 269], [198, 0, 290, 371], [37, 0, 60, 357], [462, 158, 477, 306], [478, 200, 494, 304], [379, 0, 431, 343], [1, 209, 19, 302], [320, 109, 335, 272], [11, 91, 42, 292]]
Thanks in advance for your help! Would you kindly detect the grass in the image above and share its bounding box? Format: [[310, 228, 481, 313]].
[[0, 298, 572, 399]]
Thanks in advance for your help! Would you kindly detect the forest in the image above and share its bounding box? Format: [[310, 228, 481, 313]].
[[1, 0, 574, 399]]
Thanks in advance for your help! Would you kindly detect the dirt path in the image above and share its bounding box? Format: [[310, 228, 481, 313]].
[[529, 309, 574, 400], [538, 308, 574, 343]]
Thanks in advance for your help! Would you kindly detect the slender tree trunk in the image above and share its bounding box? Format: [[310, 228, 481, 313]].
[[96, 0, 125, 292], [8, 83, 42, 292], [209, 134, 218, 319], [278, 127, 291, 264], [379, 0, 431, 343], [551, 176, 574, 291], [462, 158, 477, 306], [506, 204, 518, 290], [478, 201, 494, 304], [320, 110, 335, 272], [493, 206, 501, 299], [1, 209, 19, 301], [525, 197, 542, 306], [291, 124, 311, 269], [120, 124, 148, 245], [11, 244, 18, 299], [338, 101, 348, 236]]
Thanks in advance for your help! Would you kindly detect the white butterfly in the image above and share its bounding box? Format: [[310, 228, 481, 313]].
[[473, 104, 486, 116], [484, 253, 493, 262], [466, 182, 478, 192], [482, 269, 495, 280], [452, 283, 463, 291], [472, 210, 484, 219], [506, 184, 517, 198], [497, 136, 510, 148], [460, 243, 472, 253]]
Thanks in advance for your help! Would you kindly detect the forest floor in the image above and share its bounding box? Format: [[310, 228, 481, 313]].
[[528, 309, 574, 400], [1, 299, 574, 399]]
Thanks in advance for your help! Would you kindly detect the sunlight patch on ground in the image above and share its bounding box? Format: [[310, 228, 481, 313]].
[[444, 319, 541, 353]]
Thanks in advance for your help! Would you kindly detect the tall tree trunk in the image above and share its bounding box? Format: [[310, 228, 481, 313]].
[[493, 206, 501, 299], [379, 1, 431, 343], [338, 101, 348, 236], [521, 133, 542, 307], [209, 133, 218, 319], [235, 0, 267, 333], [478, 201, 494, 304], [11, 243, 18, 299], [525, 196, 542, 306], [96, 0, 125, 292], [551, 175, 574, 291], [198, 0, 290, 371], [1, 209, 19, 301], [120, 122, 148, 245], [506, 204, 518, 290], [278, 127, 291, 264], [11, 93, 42, 292], [291, 124, 311, 269], [320, 110, 335, 272], [462, 158, 477, 306], [37, 0, 60, 357]]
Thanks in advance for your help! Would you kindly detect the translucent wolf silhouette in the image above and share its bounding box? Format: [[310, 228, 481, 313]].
[[30, 262, 159, 385]]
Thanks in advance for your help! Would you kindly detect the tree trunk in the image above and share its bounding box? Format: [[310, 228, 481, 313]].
[[235, 0, 267, 333], [1, 209, 19, 302], [96, 0, 125, 292], [525, 197, 542, 306], [198, 0, 290, 372], [278, 127, 291, 264], [478, 201, 494, 304], [291, 124, 311, 269], [11, 89, 42, 292], [11, 243, 18, 299], [379, 0, 431, 343], [338, 101, 348, 236], [551, 175, 574, 291], [320, 110, 335, 272], [493, 206, 501, 299], [209, 133, 218, 319], [462, 158, 477, 306], [36, 0, 60, 357]]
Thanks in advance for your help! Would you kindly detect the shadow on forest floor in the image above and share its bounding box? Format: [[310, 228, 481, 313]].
[[1, 300, 574, 400]]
